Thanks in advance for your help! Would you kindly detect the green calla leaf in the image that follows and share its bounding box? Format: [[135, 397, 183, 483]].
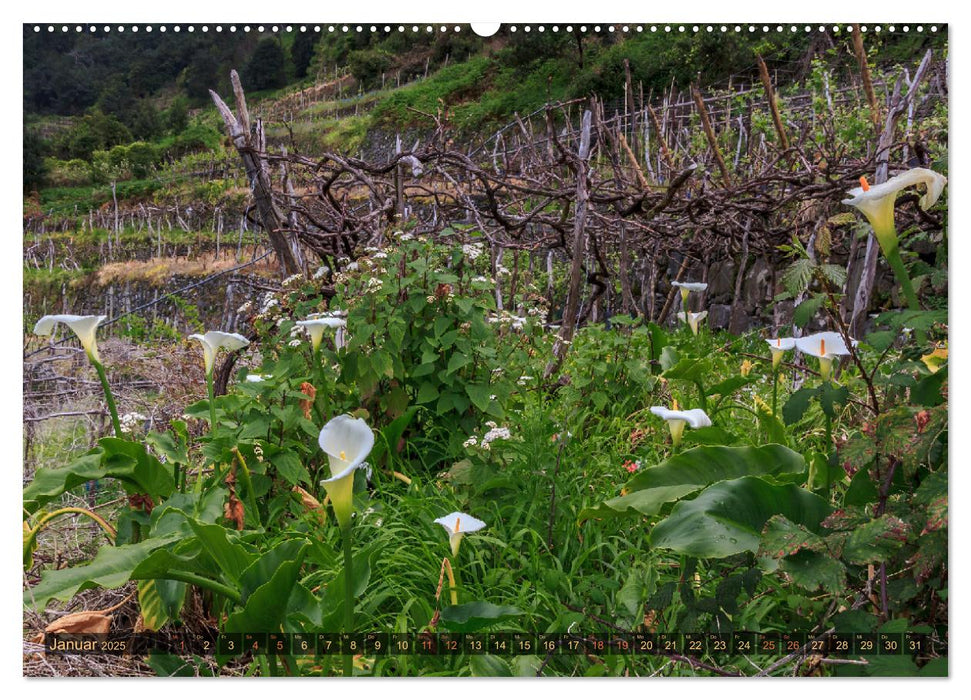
[[581, 445, 807, 521], [439, 601, 522, 632], [650, 476, 832, 558]]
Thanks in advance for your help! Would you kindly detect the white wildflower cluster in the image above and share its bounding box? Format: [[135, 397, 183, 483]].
[[364, 246, 380, 254], [236, 300, 253, 315], [288, 339, 302, 348], [496, 265, 511, 277], [259, 293, 279, 315], [471, 275, 494, 285], [426, 295, 436, 303], [119, 412, 148, 435], [373, 251, 388, 260], [395, 231, 415, 242], [486, 310, 528, 331], [346, 262, 360, 272], [313, 266, 330, 280], [254, 444, 264, 462], [517, 375, 534, 386], [463, 435, 478, 448], [282, 273, 304, 288], [462, 242, 485, 261], [491, 367, 503, 377], [365, 277, 384, 291]]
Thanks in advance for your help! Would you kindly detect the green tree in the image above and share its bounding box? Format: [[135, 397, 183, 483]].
[[243, 37, 287, 91], [291, 30, 319, 79], [23, 130, 48, 193], [165, 97, 190, 135]]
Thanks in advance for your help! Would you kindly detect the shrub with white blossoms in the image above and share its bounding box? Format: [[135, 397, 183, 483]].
[[462, 242, 484, 261], [119, 412, 148, 435]]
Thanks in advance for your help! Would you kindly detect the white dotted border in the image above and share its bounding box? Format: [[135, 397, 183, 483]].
[[30, 24, 942, 35]]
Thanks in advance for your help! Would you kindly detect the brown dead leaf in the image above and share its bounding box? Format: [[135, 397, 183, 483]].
[[45, 611, 112, 635], [300, 381, 317, 420]]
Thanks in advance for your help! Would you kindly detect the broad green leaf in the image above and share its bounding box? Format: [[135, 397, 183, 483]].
[[777, 550, 847, 592], [239, 539, 308, 602], [864, 330, 896, 352], [26, 533, 181, 610], [446, 351, 470, 375], [416, 382, 439, 404], [793, 294, 825, 328], [268, 449, 311, 487], [661, 357, 708, 384], [581, 445, 807, 521], [706, 375, 751, 398], [659, 346, 679, 372], [818, 382, 849, 418], [186, 520, 256, 584], [842, 515, 911, 565], [650, 476, 832, 558], [470, 654, 513, 677], [24, 438, 176, 515], [223, 542, 309, 633], [758, 514, 826, 559], [439, 601, 522, 632], [465, 383, 493, 412], [137, 578, 186, 631], [844, 469, 879, 507], [23, 449, 106, 515], [782, 386, 817, 425]]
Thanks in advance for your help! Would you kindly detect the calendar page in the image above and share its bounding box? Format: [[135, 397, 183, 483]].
[[22, 17, 948, 680]]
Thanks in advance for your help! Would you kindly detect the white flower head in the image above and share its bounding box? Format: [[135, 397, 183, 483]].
[[33, 314, 107, 364], [650, 404, 711, 447], [318, 414, 374, 530], [434, 511, 486, 557], [188, 331, 249, 375], [296, 317, 347, 352], [843, 168, 947, 255], [795, 332, 853, 382], [671, 281, 708, 293], [677, 310, 708, 335], [766, 337, 797, 370]]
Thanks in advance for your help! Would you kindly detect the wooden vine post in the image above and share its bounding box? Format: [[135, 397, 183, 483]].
[[545, 107, 593, 380], [210, 71, 300, 276]]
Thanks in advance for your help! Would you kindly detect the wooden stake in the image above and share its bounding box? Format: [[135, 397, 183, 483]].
[[756, 55, 790, 151], [692, 84, 731, 185]]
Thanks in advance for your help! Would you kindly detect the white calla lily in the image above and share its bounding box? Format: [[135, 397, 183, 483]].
[[650, 404, 712, 447], [766, 337, 797, 370], [434, 511, 487, 557], [677, 310, 708, 335], [33, 314, 107, 363], [296, 316, 347, 352], [318, 414, 375, 530], [843, 168, 947, 256], [189, 331, 250, 376], [671, 280, 708, 307], [795, 331, 852, 382]]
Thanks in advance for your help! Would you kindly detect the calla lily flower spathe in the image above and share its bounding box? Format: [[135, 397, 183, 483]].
[[33, 314, 107, 363], [795, 331, 852, 382], [671, 281, 708, 307], [766, 337, 796, 370], [434, 511, 487, 557], [296, 316, 347, 352], [843, 168, 947, 256], [319, 414, 375, 530], [189, 331, 250, 375], [650, 404, 711, 447], [677, 310, 708, 335]]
